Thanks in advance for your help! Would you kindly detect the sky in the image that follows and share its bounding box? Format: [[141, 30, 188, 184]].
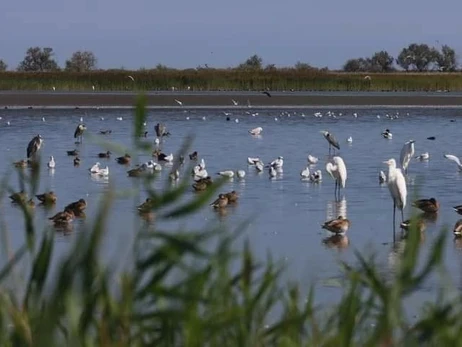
[[1, 0, 461, 70]]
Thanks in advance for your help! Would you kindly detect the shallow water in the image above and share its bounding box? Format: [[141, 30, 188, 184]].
[[1, 107, 462, 311]]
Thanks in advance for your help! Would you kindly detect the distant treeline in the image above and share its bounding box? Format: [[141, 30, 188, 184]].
[[0, 44, 461, 91]]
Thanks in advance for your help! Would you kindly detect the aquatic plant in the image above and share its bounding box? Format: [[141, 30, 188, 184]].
[[1, 70, 462, 91], [0, 96, 460, 346]]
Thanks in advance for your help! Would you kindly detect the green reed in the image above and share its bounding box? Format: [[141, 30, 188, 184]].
[[1, 70, 462, 91], [0, 96, 461, 346]]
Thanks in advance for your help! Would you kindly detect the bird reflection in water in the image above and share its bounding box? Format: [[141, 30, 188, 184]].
[[322, 234, 349, 250]]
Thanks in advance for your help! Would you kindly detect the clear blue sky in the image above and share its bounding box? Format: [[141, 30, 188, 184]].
[[1, 0, 461, 70]]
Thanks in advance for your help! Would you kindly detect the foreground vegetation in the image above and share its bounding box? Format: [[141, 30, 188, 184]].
[[2, 70, 462, 92], [0, 97, 461, 345]]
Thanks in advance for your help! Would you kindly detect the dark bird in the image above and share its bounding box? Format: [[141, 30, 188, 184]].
[[99, 130, 112, 135], [262, 91, 272, 97], [154, 123, 170, 137], [36, 191, 57, 205], [453, 205, 462, 215], [98, 151, 111, 158], [137, 198, 155, 213], [74, 124, 87, 143], [64, 199, 87, 217], [116, 154, 131, 165], [210, 194, 229, 209], [49, 209, 74, 226], [224, 190, 239, 204], [320, 130, 340, 153], [13, 159, 28, 168], [141, 131, 148, 138], [9, 190, 27, 204], [27, 134, 43, 159], [67, 149, 79, 156], [189, 151, 198, 160], [413, 198, 439, 213], [74, 157, 81, 166], [427, 136, 436, 140]]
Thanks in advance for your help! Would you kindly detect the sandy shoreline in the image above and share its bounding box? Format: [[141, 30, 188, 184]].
[[1, 92, 462, 108]]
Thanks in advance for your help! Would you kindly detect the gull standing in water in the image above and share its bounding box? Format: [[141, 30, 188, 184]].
[[320, 131, 340, 154], [400, 140, 415, 175], [325, 156, 347, 199], [383, 158, 407, 236]]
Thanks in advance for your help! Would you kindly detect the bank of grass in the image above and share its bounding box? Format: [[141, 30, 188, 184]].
[[0, 96, 461, 345], [1, 70, 462, 92]]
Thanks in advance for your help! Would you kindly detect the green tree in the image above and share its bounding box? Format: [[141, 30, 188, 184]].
[[17, 47, 60, 72], [238, 54, 263, 70], [343, 58, 371, 72], [65, 50, 97, 72], [436, 44, 457, 71], [396, 43, 439, 72], [294, 61, 316, 70], [370, 51, 394, 72], [0, 59, 7, 71]]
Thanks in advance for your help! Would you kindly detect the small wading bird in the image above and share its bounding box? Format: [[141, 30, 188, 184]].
[[383, 158, 407, 234], [74, 123, 87, 144], [320, 130, 340, 154], [326, 156, 347, 199], [322, 216, 351, 235], [400, 140, 415, 175], [27, 134, 43, 159]]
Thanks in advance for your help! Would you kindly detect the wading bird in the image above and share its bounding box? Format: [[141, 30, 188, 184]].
[[400, 140, 415, 175], [27, 134, 43, 159], [325, 156, 347, 199], [383, 158, 407, 234], [74, 123, 87, 144], [320, 131, 340, 154]]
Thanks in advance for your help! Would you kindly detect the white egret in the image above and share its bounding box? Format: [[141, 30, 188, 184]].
[[400, 140, 415, 175], [383, 158, 407, 230], [325, 156, 347, 198]]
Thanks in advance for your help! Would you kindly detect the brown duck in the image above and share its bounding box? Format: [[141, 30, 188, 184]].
[[49, 209, 74, 226], [9, 190, 27, 204], [36, 191, 57, 205], [65, 199, 87, 216], [116, 154, 131, 165], [98, 151, 111, 158], [210, 194, 229, 209], [137, 198, 155, 213], [99, 130, 112, 135], [225, 190, 239, 204], [321, 216, 351, 234], [13, 160, 28, 168], [192, 177, 213, 191], [413, 198, 439, 213], [67, 149, 79, 156]]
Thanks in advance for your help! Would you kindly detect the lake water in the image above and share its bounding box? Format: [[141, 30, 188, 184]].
[[1, 106, 462, 311]]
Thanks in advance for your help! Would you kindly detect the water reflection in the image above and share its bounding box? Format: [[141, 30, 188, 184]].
[[90, 173, 109, 184], [322, 235, 349, 250], [48, 168, 55, 177], [326, 197, 347, 221]]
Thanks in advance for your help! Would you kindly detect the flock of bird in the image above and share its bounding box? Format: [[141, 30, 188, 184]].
[[6, 110, 462, 243]]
